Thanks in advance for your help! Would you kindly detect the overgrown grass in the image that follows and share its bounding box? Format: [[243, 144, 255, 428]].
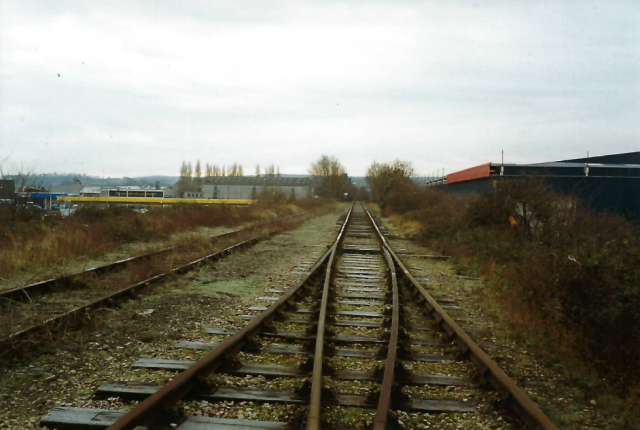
[[0, 201, 335, 282], [379, 178, 640, 427]]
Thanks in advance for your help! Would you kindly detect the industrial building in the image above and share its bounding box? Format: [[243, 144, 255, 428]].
[[201, 176, 311, 200], [431, 151, 640, 219], [23, 186, 174, 209], [80, 187, 101, 197], [100, 186, 164, 198], [0, 179, 15, 201]]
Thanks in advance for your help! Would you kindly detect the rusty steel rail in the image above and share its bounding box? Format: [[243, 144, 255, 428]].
[[373, 248, 400, 430], [1, 237, 258, 351], [361, 203, 558, 430], [306, 227, 339, 430], [0, 246, 175, 303], [306, 204, 354, 429], [106, 203, 354, 430], [0, 212, 305, 304], [308, 205, 397, 429], [1, 213, 308, 352]]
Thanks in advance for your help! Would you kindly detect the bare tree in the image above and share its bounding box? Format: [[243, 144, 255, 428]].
[[265, 164, 275, 176], [183, 160, 247, 179], [366, 159, 415, 205], [179, 160, 188, 185], [0, 154, 9, 179], [178, 160, 194, 191], [390, 159, 415, 178], [195, 160, 202, 187], [309, 155, 348, 199], [255, 164, 260, 177]]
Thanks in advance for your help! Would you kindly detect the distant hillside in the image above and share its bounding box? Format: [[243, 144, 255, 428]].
[[4, 173, 431, 191], [3, 173, 181, 188]]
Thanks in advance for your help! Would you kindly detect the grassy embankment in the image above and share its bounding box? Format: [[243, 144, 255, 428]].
[[378, 178, 640, 428], [0, 199, 336, 285]]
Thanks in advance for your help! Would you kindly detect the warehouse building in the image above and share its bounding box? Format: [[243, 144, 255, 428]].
[[79, 186, 101, 197], [202, 176, 311, 200], [50, 182, 86, 196], [100, 186, 164, 198], [431, 151, 640, 219]]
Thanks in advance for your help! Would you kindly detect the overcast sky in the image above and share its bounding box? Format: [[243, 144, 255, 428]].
[[1, 1, 639, 177]]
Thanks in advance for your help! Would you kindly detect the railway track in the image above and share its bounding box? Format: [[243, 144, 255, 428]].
[[40, 203, 557, 429], [0, 227, 254, 303], [0, 213, 305, 352]]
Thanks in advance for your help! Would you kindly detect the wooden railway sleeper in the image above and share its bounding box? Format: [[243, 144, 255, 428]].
[[294, 379, 335, 401], [367, 382, 411, 411], [260, 321, 277, 334], [219, 356, 243, 372], [309, 302, 336, 318], [148, 407, 186, 430], [305, 318, 337, 336], [240, 336, 263, 354], [300, 339, 336, 357], [193, 370, 216, 394], [382, 308, 405, 328], [376, 338, 410, 359], [299, 356, 335, 376]]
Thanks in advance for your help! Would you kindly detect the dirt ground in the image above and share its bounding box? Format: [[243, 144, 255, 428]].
[[0, 208, 345, 429]]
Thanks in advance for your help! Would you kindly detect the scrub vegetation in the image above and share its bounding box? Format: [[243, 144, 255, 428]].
[[0, 207, 343, 429], [0, 200, 331, 282], [368, 163, 640, 427]]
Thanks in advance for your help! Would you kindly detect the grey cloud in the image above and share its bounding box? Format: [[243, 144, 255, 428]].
[[1, 0, 640, 177]]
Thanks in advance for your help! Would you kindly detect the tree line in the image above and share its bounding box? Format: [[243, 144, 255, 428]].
[[178, 160, 281, 191], [179, 156, 417, 201], [306, 155, 416, 202]]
